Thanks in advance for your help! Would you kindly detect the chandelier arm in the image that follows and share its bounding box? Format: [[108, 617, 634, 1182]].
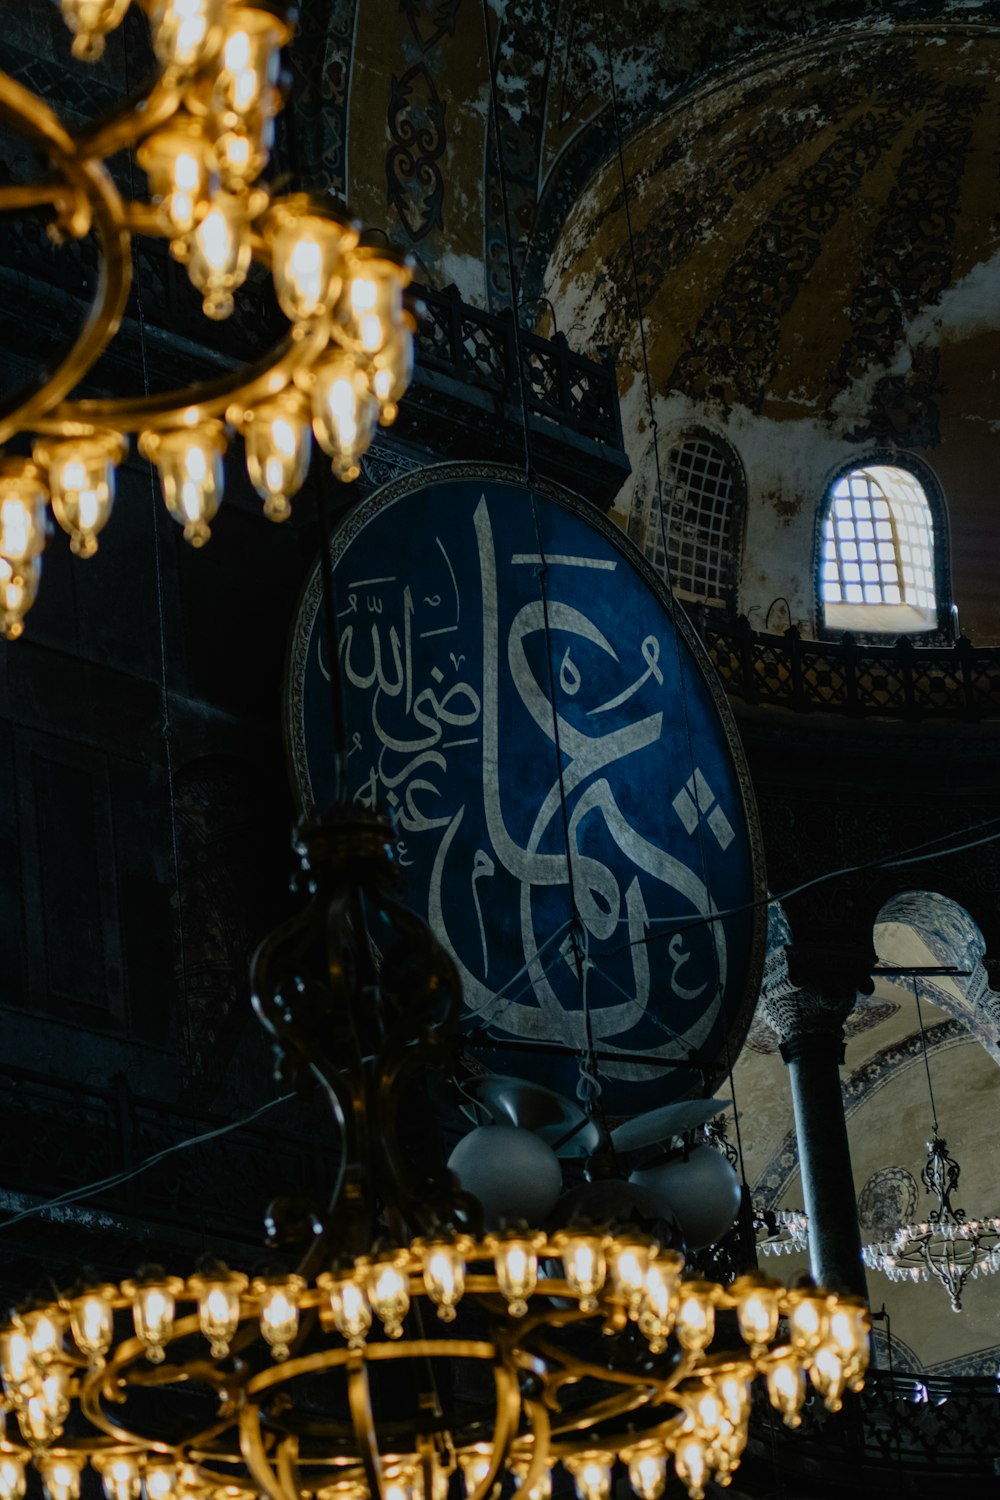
[[0, 183, 69, 214], [239, 1403, 299, 1500], [519, 1398, 553, 1498], [0, 89, 132, 446], [466, 1362, 521, 1500], [32, 317, 327, 437], [347, 1357, 384, 1500], [76, 73, 187, 162], [276, 1434, 302, 1500]]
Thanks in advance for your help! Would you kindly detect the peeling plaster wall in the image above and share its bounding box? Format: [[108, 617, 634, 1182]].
[[541, 24, 1000, 641]]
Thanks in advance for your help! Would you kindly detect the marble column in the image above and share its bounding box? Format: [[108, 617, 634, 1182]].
[[762, 940, 870, 1298]]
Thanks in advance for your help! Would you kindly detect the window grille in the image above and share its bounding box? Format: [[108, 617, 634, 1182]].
[[642, 437, 741, 605], [821, 466, 937, 630]]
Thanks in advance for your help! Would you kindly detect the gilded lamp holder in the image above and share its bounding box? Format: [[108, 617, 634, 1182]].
[[0, 0, 415, 638]]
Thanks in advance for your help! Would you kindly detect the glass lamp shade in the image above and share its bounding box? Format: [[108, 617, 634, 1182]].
[[336, 247, 410, 356], [0, 1457, 26, 1500], [363, 1253, 411, 1338], [0, 556, 42, 641], [310, 358, 379, 482], [148, 0, 225, 72], [92, 1454, 141, 1500], [121, 1273, 185, 1362], [317, 1274, 372, 1350], [37, 1457, 85, 1500], [137, 118, 218, 243], [59, 0, 130, 59], [187, 1268, 248, 1358], [0, 460, 47, 565], [624, 1447, 667, 1500], [140, 422, 228, 547], [35, 432, 126, 557], [187, 194, 251, 319], [67, 1285, 116, 1364], [371, 322, 414, 426], [252, 1276, 304, 1361], [215, 115, 274, 191], [268, 203, 357, 323], [412, 1238, 473, 1323], [212, 6, 285, 128], [729, 1273, 782, 1354], [242, 391, 312, 520], [484, 1231, 545, 1317]]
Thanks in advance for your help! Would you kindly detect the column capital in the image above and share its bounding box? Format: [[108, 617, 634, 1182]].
[[760, 940, 872, 1052]]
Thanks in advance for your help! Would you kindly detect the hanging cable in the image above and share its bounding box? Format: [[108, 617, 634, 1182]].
[[479, 0, 534, 485], [0, 1093, 296, 1232], [913, 978, 941, 1136], [121, 25, 194, 1069]]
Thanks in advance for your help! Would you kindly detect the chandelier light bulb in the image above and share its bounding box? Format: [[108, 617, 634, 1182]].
[[809, 1344, 847, 1412], [253, 1276, 304, 1360], [0, 556, 41, 641], [337, 250, 409, 356], [0, 1325, 36, 1394], [189, 1269, 247, 1358], [0, 461, 47, 565], [786, 1288, 828, 1355], [310, 358, 379, 482], [551, 1232, 606, 1313], [138, 120, 217, 244], [458, 1450, 493, 1497], [608, 1238, 654, 1317], [36, 432, 126, 558], [766, 1352, 807, 1427], [673, 1439, 707, 1500], [59, 0, 130, 60], [141, 423, 227, 547], [187, 194, 252, 319], [268, 206, 356, 324], [565, 1453, 613, 1500], [625, 1447, 667, 1500], [149, 0, 224, 72], [366, 1254, 411, 1339], [122, 1274, 184, 1363], [38, 1459, 85, 1500], [486, 1233, 542, 1317], [213, 8, 284, 126], [94, 1455, 142, 1500], [674, 1283, 717, 1353], [67, 1286, 115, 1365], [512, 1465, 551, 1500], [0, 1459, 26, 1500], [319, 1274, 372, 1349], [143, 1464, 179, 1500], [730, 1273, 781, 1354], [417, 1239, 469, 1322], [381, 1469, 414, 1500], [371, 323, 414, 426], [242, 392, 312, 520]]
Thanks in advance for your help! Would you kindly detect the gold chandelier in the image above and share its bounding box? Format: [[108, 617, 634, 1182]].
[[0, 806, 870, 1500], [0, 0, 414, 639]]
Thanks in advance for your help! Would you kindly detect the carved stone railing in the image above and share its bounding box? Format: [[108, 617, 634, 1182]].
[[693, 612, 1000, 722], [752, 1369, 1000, 1478]]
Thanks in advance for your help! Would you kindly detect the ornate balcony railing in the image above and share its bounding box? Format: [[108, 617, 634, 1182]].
[[694, 611, 1000, 722], [413, 282, 624, 451], [752, 1368, 1000, 1478]]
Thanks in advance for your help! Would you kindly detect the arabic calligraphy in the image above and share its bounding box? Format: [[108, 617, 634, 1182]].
[[297, 477, 755, 1115]]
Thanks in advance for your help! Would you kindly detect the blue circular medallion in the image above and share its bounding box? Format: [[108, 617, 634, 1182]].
[[286, 465, 764, 1119]]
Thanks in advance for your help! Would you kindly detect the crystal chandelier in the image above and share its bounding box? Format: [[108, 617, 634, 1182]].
[[0, 0, 413, 639], [862, 1137, 1000, 1311], [754, 1208, 809, 1260], [0, 803, 870, 1500], [862, 983, 1000, 1311]]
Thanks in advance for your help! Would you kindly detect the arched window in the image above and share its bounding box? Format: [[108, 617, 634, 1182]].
[[634, 434, 744, 611], [820, 464, 942, 635]]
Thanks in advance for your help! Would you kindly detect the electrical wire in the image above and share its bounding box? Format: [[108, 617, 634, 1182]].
[[0, 1093, 297, 1232]]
